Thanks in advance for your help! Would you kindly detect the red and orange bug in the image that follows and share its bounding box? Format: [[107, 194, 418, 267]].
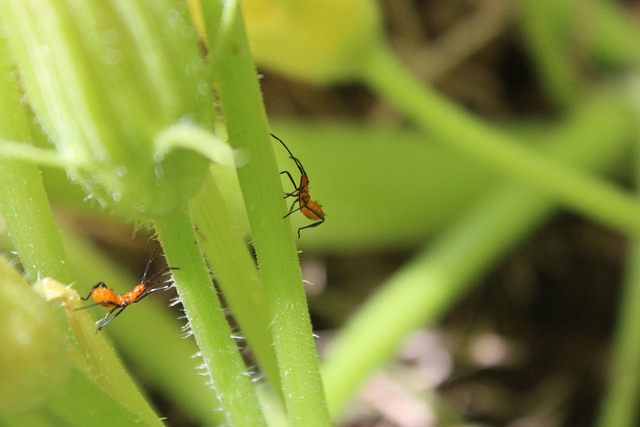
[[75, 246, 178, 333], [272, 133, 326, 238]]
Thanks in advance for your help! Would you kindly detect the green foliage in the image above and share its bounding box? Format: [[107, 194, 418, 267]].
[[0, 0, 639, 426]]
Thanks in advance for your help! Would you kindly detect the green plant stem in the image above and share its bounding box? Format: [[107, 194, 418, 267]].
[[518, 0, 580, 106], [190, 173, 283, 400], [154, 210, 267, 427], [203, 1, 331, 425], [360, 45, 640, 236], [596, 240, 640, 427], [520, 0, 640, 102], [321, 91, 633, 418], [590, 0, 640, 68], [595, 113, 640, 427], [0, 140, 67, 168], [0, 37, 71, 284], [0, 155, 71, 284], [154, 123, 234, 167]]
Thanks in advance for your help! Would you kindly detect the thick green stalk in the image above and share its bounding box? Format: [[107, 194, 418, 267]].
[[0, 155, 70, 283], [0, 33, 71, 284], [190, 174, 282, 399], [595, 111, 640, 427], [596, 240, 640, 427], [321, 92, 633, 418], [0, 140, 66, 168], [202, 1, 331, 425], [154, 211, 267, 427], [360, 45, 640, 236]]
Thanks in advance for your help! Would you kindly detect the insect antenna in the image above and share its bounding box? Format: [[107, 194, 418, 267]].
[[271, 133, 306, 176], [140, 244, 163, 284]]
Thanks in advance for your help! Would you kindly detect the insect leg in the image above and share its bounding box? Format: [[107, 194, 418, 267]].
[[140, 245, 162, 284], [145, 267, 179, 287], [95, 306, 127, 334], [295, 202, 325, 238], [74, 301, 110, 311], [296, 219, 325, 238], [280, 171, 299, 196], [283, 199, 302, 218], [79, 282, 107, 301], [135, 283, 174, 303]]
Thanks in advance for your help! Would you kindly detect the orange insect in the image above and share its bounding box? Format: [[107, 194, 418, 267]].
[[75, 246, 178, 333], [272, 133, 326, 238]]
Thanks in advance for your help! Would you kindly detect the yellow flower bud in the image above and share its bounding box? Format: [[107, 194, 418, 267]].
[[242, 0, 383, 83]]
